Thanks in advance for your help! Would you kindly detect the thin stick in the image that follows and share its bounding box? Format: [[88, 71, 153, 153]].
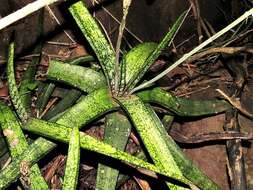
[[39, 97, 58, 118], [0, 0, 60, 30], [170, 130, 253, 144], [187, 47, 253, 63], [216, 89, 253, 118], [131, 7, 253, 93], [46, 41, 76, 46], [45, 6, 77, 43], [223, 61, 247, 190]]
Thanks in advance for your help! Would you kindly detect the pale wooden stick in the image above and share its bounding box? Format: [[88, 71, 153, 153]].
[[0, 0, 60, 30]]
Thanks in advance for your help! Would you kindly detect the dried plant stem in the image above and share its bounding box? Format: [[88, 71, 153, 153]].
[[216, 89, 253, 118], [224, 110, 247, 190], [131, 7, 253, 93], [224, 60, 247, 190], [170, 130, 253, 144], [187, 47, 253, 63], [0, 0, 60, 30], [114, 0, 132, 92]]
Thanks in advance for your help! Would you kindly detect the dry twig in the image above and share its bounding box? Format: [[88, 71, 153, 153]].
[[170, 130, 253, 144], [187, 47, 253, 63], [216, 89, 253, 118]]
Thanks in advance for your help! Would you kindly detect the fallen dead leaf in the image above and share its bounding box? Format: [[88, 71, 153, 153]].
[[133, 176, 151, 190], [71, 44, 88, 57], [0, 85, 9, 97]]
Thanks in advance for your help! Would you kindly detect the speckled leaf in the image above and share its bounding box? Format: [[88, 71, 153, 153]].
[[23, 118, 187, 181], [36, 55, 95, 114], [36, 83, 56, 113], [96, 113, 131, 190], [127, 11, 188, 90], [56, 88, 118, 128], [69, 1, 116, 89], [137, 87, 231, 116], [0, 101, 48, 190], [0, 101, 26, 156], [7, 42, 28, 122], [0, 138, 56, 190], [42, 88, 82, 120], [47, 60, 106, 93], [117, 96, 188, 189], [120, 42, 157, 92], [63, 127, 80, 190], [118, 96, 221, 190]]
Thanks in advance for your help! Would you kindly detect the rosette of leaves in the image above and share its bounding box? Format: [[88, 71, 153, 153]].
[[0, 1, 232, 190]]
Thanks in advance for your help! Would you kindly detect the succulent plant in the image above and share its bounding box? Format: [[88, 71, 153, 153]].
[[0, 1, 232, 190]]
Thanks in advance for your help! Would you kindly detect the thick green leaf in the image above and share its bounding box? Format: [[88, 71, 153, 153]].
[[23, 118, 186, 180], [69, 1, 116, 89], [126, 11, 188, 91], [0, 101, 172, 189], [0, 101, 49, 189], [96, 113, 131, 190], [0, 138, 56, 190], [42, 88, 82, 120], [7, 42, 28, 122], [56, 88, 118, 128], [0, 101, 26, 157], [120, 42, 157, 92], [36, 55, 95, 114], [137, 87, 231, 116], [7, 42, 48, 188], [63, 127, 80, 190], [117, 96, 188, 189], [36, 83, 56, 114], [47, 60, 106, 93], [117, 96, 221, 190], [37, 56, 99, 115]]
